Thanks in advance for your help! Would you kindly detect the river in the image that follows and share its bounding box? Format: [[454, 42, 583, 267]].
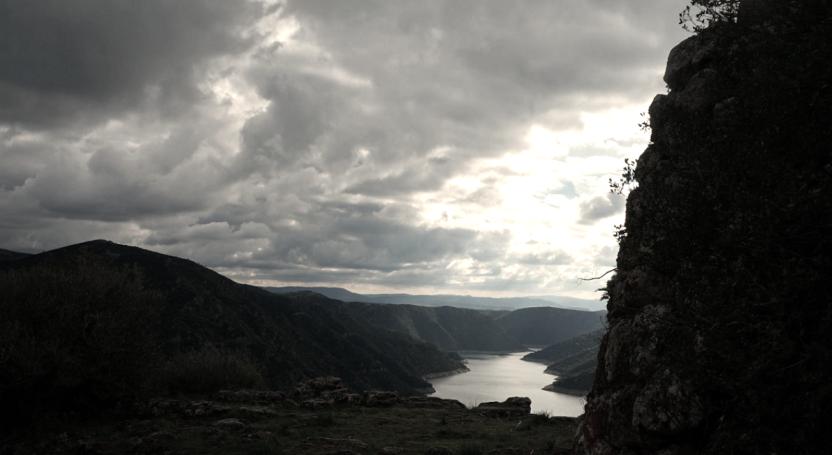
[[428, 351, 586, 416]]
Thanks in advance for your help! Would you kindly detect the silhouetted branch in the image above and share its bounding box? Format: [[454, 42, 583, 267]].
[[578, 268, 617, 281]]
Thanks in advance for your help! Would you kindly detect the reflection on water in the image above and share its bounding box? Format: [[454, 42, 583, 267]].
[[428, 351, 586, 416]]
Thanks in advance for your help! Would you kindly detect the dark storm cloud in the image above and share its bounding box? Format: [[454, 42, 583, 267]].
[[193, 200, 509, 273], [256, 0, 687, 201], [0, 0, 689, 294], [579, 192, 626, 224], [344, 157, 460, 196], [0, 0, 261, 128]]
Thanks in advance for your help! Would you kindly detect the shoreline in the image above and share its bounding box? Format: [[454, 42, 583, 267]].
[[542, 383, 587, 397], [422, 366, 470, 380], [522, 356, 553, 366], [454, 349, 532, 356]]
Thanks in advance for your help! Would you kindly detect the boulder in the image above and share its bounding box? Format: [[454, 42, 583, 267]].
[[475, 397, 531, 418], [631, 371, 704, 435], [671, 68, 722, 112], [364, 390, 399, 407], [294, 376, 346, 398], [664, 35, 717, 89], [401, 396, 466, 409]]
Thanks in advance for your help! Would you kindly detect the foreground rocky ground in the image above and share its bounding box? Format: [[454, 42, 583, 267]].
[[2, 378, 578, 455]]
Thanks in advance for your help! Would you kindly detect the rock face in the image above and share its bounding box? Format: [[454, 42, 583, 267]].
[[577, 1, 832, 454], [475, 397, 532, 418]]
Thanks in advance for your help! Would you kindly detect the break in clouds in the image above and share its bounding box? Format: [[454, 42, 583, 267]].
[[0, 0, 687, 297]]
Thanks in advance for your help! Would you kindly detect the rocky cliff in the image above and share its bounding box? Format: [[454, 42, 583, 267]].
[[578, 1, 832, 453]]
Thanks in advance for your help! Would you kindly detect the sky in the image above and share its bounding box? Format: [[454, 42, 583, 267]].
[[0, 0, 689, 299]]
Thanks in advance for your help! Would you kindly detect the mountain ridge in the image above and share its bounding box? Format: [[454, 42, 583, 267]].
[[0, 247, 31, 262], [0, 240, 465, 422], [268, 285, 605, 312], [268, 288, 606, 352]]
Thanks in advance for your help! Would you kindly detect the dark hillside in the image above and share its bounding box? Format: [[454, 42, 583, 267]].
[[334, 301, 524, 352], [268, 288, 603, 352], [0, 248, 29, 262], [523, 329, 603, 364], [0, 240, 463, 423], [495, 307, 605, 347], [525, 330, 602, 396], [579, 1, 832, 453], [270, 286, 367, 303]]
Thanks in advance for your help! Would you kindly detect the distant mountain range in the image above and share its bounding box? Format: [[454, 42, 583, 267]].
[[268, 288, 606, 351], [309, 300, 524, 352], [268, 286, 606, 312], [0, 240, 606, 421]]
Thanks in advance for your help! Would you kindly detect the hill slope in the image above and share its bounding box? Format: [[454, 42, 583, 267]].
[[0, 248, 29, 262], [333, 301, 524, 352], [524, 330, 602, 396], [523, 329, 603, 365], [0, 240, 464, 420], [269, 288, 605, 352], [495, 307, 605, 347]]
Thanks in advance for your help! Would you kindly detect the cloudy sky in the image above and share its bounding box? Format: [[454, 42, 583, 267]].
[[0, 0, 688, 299]]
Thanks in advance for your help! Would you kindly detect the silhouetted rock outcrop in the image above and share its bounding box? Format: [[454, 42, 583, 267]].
[[475, 397, 531, 418], [578, 1, 832, 453]]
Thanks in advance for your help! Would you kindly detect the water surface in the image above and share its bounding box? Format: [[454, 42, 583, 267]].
[[429, 351, 586, 416]]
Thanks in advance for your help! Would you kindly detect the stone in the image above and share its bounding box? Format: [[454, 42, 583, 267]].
[[295, 376, 344, 394], [402, 396, 466, 409], [603, 321, 632, 383], [671, 68, 722, 112], [475, 397, 531, 418], [364, 390, 399, 407], [648, 94, 671, 131], [664, 35, 717, 89], [631, 371, 704, 435], [712, 96, 741, 131]]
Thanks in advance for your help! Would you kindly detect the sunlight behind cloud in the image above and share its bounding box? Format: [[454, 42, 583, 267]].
[[0, 0, 689, 300], [410, 102, 650, 298]]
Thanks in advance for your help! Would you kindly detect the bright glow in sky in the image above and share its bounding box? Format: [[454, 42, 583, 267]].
[[0, 0, 689, 300]]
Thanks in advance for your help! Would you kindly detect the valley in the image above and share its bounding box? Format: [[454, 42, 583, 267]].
[[0, 240, 603, 444]]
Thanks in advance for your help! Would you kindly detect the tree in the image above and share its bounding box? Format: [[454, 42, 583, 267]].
[[680, 0, 740, 32]]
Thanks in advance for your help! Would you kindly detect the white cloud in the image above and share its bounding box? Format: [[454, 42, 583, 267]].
[[0, 0, 689, 299]]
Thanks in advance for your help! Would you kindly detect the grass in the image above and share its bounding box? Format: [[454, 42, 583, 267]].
[[4, 400, 578, 454]]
